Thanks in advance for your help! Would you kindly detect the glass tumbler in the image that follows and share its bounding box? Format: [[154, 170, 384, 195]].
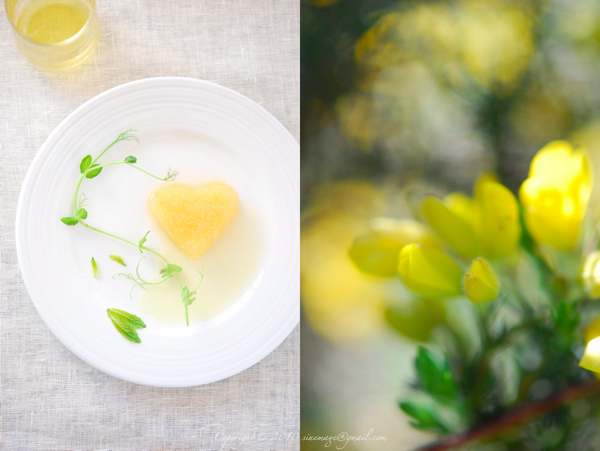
[[5, 0, 100, 73]]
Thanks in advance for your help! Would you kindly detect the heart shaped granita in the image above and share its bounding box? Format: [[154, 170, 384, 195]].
[[150, 181, 239, 260]]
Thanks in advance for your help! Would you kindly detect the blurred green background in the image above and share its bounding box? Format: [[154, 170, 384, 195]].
[[301, 0, 600, 449]]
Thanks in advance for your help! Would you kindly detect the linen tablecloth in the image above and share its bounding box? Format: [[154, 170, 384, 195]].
[[0, 1, 299, 449]]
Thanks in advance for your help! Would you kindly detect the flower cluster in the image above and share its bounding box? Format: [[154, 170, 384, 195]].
[[324, 140, 600, 443], [349, 141, 600, 367]]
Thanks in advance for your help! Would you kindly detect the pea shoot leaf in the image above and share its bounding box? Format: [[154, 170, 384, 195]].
[[138, 230, 150, 253], [161, 263, 183, 278], [124, 156, 137, 164], [109, 255, 126, 266], [61, 217, 78, 225], [75, 208, 87, 219], [107, 308, 146, 343], [85, 164, 102, 179], [91, 257, 98, 278], [80, 155, 92, 173], [181, 286, 197, 306]]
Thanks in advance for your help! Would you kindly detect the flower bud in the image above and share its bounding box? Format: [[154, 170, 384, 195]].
[[463, 258, 500, 303], [349, 218, 440, 277], [397, 244, 463, 298]]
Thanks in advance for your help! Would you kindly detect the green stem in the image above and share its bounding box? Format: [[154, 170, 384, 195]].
[[67, 132, 199, 326], [73, 174, 86, 212], [126, 163, 173, 180], [418, 379, 600, 451], [91, 130, 138, 165], [78, 220, 169, 264], [79, 214, 190, 326], [97, 161, 173, 181]]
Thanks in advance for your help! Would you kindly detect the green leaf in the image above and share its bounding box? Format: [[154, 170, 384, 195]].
[[109, 317, 141, 343], [399, 401, 449, 432], [108, 308, 146, 328], [85, 164, 102, 179], [107, 308, 146, 343], [181, 286, 197, 306], [124, 156, 137, 164], [109, 255, 126, 266], [61, 217, 79, 225], [138, 230, 150, 253], [415, 347, 457, 400], [91, 257, 98, 278], [75, 208, 88, 219], [553, 301, 580, 349], [160, 263, 182, 278], [80, 155, 92, 173]]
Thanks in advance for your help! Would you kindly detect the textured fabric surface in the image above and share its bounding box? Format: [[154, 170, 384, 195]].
[[0, 1, 299, 450]]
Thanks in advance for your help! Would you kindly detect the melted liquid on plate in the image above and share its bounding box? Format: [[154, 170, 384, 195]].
[[137, 203, 263, 324]]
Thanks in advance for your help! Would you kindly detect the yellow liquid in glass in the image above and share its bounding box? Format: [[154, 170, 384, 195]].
[[16, 0, 89, 44]]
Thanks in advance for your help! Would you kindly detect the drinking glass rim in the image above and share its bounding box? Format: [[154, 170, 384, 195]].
[[4, 0, 97, 47]]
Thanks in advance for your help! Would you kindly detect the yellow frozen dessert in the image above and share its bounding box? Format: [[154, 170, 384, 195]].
[[150, 181, 239, 260]]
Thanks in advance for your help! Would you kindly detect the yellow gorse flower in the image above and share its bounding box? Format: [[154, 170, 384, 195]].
[[421, 195, 478, 258], [397, 244, 463, 298], [464, 258, 500, 304], [520, 141, 591, 251], [422, 175, 521, 259], [349, 217, 440, 277], [579, 316, 600, 373]]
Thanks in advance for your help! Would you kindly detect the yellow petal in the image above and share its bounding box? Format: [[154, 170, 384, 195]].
[[397, 244, 463, 298], [582, 251, 600, 299], [445, 193, 480, 229], [585, 316, 600, 344], [463, 257, 500, 303], [473, 172, 500, 200], [368, 217, 441, 249], [422, 197, 478, 258], [477, 181, 520, 259], [519, 141, 591, 251], [519, 184, 582, 251], [349, 234, 404, 277], [349, 218, 440, 277], [579, 316, 600, 373], [579, 337, 600, 373], [528, 141, 583, 190]]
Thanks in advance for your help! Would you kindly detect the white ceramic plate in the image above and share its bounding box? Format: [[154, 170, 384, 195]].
[[15, 77, 299, 387]]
